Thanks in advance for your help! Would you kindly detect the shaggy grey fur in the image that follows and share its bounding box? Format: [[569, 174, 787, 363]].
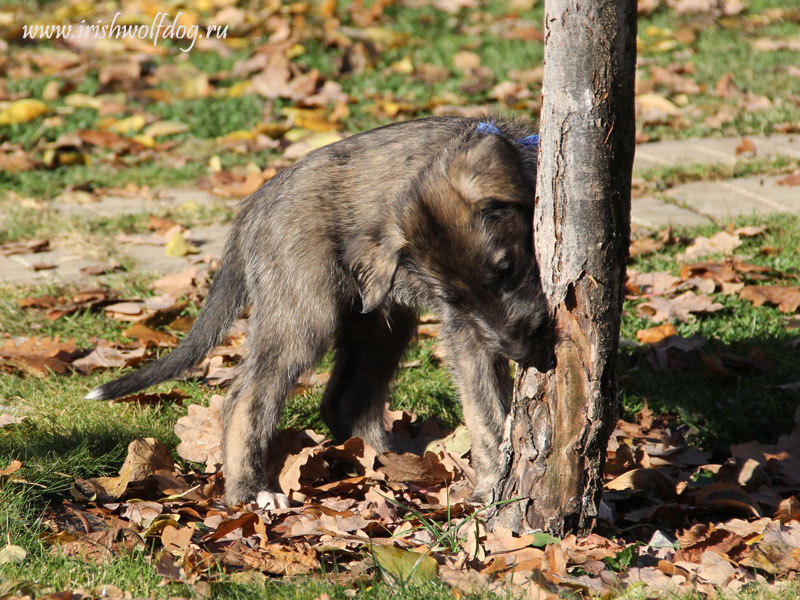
[[88, 116, 546, 506]]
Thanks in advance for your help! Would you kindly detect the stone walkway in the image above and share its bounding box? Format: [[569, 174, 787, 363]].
[[1, 134, 798, 286]]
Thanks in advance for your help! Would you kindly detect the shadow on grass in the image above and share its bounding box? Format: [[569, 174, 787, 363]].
[[619, 326, 800, 453]]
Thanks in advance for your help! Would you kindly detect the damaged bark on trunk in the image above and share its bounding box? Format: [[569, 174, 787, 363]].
[[489, 0, 637, 535]]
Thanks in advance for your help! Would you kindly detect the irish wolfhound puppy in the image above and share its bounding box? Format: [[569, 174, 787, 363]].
[[88, 116, 546, 507]]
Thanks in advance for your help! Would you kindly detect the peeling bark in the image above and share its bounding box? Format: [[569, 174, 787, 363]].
[[489, 0, 637, 535]]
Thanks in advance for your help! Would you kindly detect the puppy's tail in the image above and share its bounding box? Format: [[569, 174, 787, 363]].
[[85, 248, 247, 401]]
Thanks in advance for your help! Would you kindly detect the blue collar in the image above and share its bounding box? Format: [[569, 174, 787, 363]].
[[477, 121, 539, 148]]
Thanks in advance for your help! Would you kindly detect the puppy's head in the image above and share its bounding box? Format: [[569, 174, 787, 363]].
[[402, 133, 546, 362]]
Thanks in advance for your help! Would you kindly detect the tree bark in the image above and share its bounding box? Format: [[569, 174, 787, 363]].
[[489, 0, 637, 535]]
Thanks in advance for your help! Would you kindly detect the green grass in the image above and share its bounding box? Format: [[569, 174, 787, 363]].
[[620, 213, 800, 450]]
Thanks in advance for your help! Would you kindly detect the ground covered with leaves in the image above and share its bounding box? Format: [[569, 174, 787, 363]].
[[2, 219, 800, 599], [2, 0, 800, 598]]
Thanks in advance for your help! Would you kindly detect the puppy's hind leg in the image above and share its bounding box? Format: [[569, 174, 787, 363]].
[[223, 308, 335, 508], [320, 306, 418, 453]]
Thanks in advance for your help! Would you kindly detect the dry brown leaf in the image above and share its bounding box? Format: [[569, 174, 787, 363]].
[[72, 339, 147, 372], [636, 291, 724, 323], [679, 231, 742, 261], [0, 414, 26, 428], [777, 170, 800, 186], [629, 237, 664, 257], [377, 451, 453, 486], [111, 390, 187, 406], [626, 270, 681, 296], [222, 540, 318, 575], [153, 267, 198, 296], [636, 323, 678, 344], [123, 322, 178, 348], [74, 438, 173, 501], [735, 137, 756, 156], [646, 334, 706, 371], [0, 336, 79, 376], [0, 239, 49, 255], [174, 394, 224, 471], [739, 285, 800, 313], [0, 460, 23, 477], [605, 468, 676, 498]]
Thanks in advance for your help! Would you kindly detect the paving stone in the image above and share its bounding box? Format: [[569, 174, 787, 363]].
[[664, 174, 800, 222], [633, 134, 800, 172], [730, 175, 800, 212], [55, 188, 225, 218], [115, 224, 230, 276], [0, 248, 108, 284], [631, 195, 712, 229]]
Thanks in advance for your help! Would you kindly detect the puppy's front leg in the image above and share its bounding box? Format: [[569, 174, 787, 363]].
[[441, 328, 513, 502]]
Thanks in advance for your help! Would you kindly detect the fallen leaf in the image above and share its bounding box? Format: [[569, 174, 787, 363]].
[[174, 395, 225, 471], [735, 137, 756, 156], [72, 340, 147, 372], [636, 93, 680, 124], [679, 231, 742, 261], [0, 336, 79, 376], [0, 414, 27, 428], [144, 120, 189, 137], [0, 99, 49, 125], [377, 451, 453, 485], [74, 438, 173, 501], [0, 544, 27, 565], [0, 239, 49, 255], [630, 237, 663, 257], [636, 291, 724, 323], [646, 334, 706, 371], [108, 114, 146, 135], [165, 229, 199, 257], [777, 170, 800, 186], [372, 545, 439, 586], [636, 323, 678, 344], [739, 285, 800, 313], [123, 322, 178, 347]]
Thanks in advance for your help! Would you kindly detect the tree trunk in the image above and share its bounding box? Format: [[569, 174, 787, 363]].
[[489, 0, 637, 535]]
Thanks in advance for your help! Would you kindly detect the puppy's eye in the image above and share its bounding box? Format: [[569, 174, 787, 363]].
[[495, 257, 514, 279]]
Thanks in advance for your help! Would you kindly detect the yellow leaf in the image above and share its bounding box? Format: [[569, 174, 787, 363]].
[[109, 114, 146, 135], [131, 134, 155, 147], [208, 155, 222, 173], [372, 545, 438, 586], [165, 230, 198, 257], [222, 130, 257, 142], [636, 93, 680, 115], [64, 94, 103, 109], [287, 43, 306, 58], [143, 120, 189, 137], [281, 107, 339, 132], [0, 99, 50, 125], [390, 56, 414, 75], [227, 80, 251, 98], [42, 80, 61, 102]]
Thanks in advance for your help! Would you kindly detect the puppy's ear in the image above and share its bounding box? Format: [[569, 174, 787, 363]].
[[449, 134, 528, 204], [350, 232, 403, 313]]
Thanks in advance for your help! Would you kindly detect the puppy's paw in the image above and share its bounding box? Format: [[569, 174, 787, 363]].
[[470, 476, 500, 504], [256, 490, 291, 510]]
